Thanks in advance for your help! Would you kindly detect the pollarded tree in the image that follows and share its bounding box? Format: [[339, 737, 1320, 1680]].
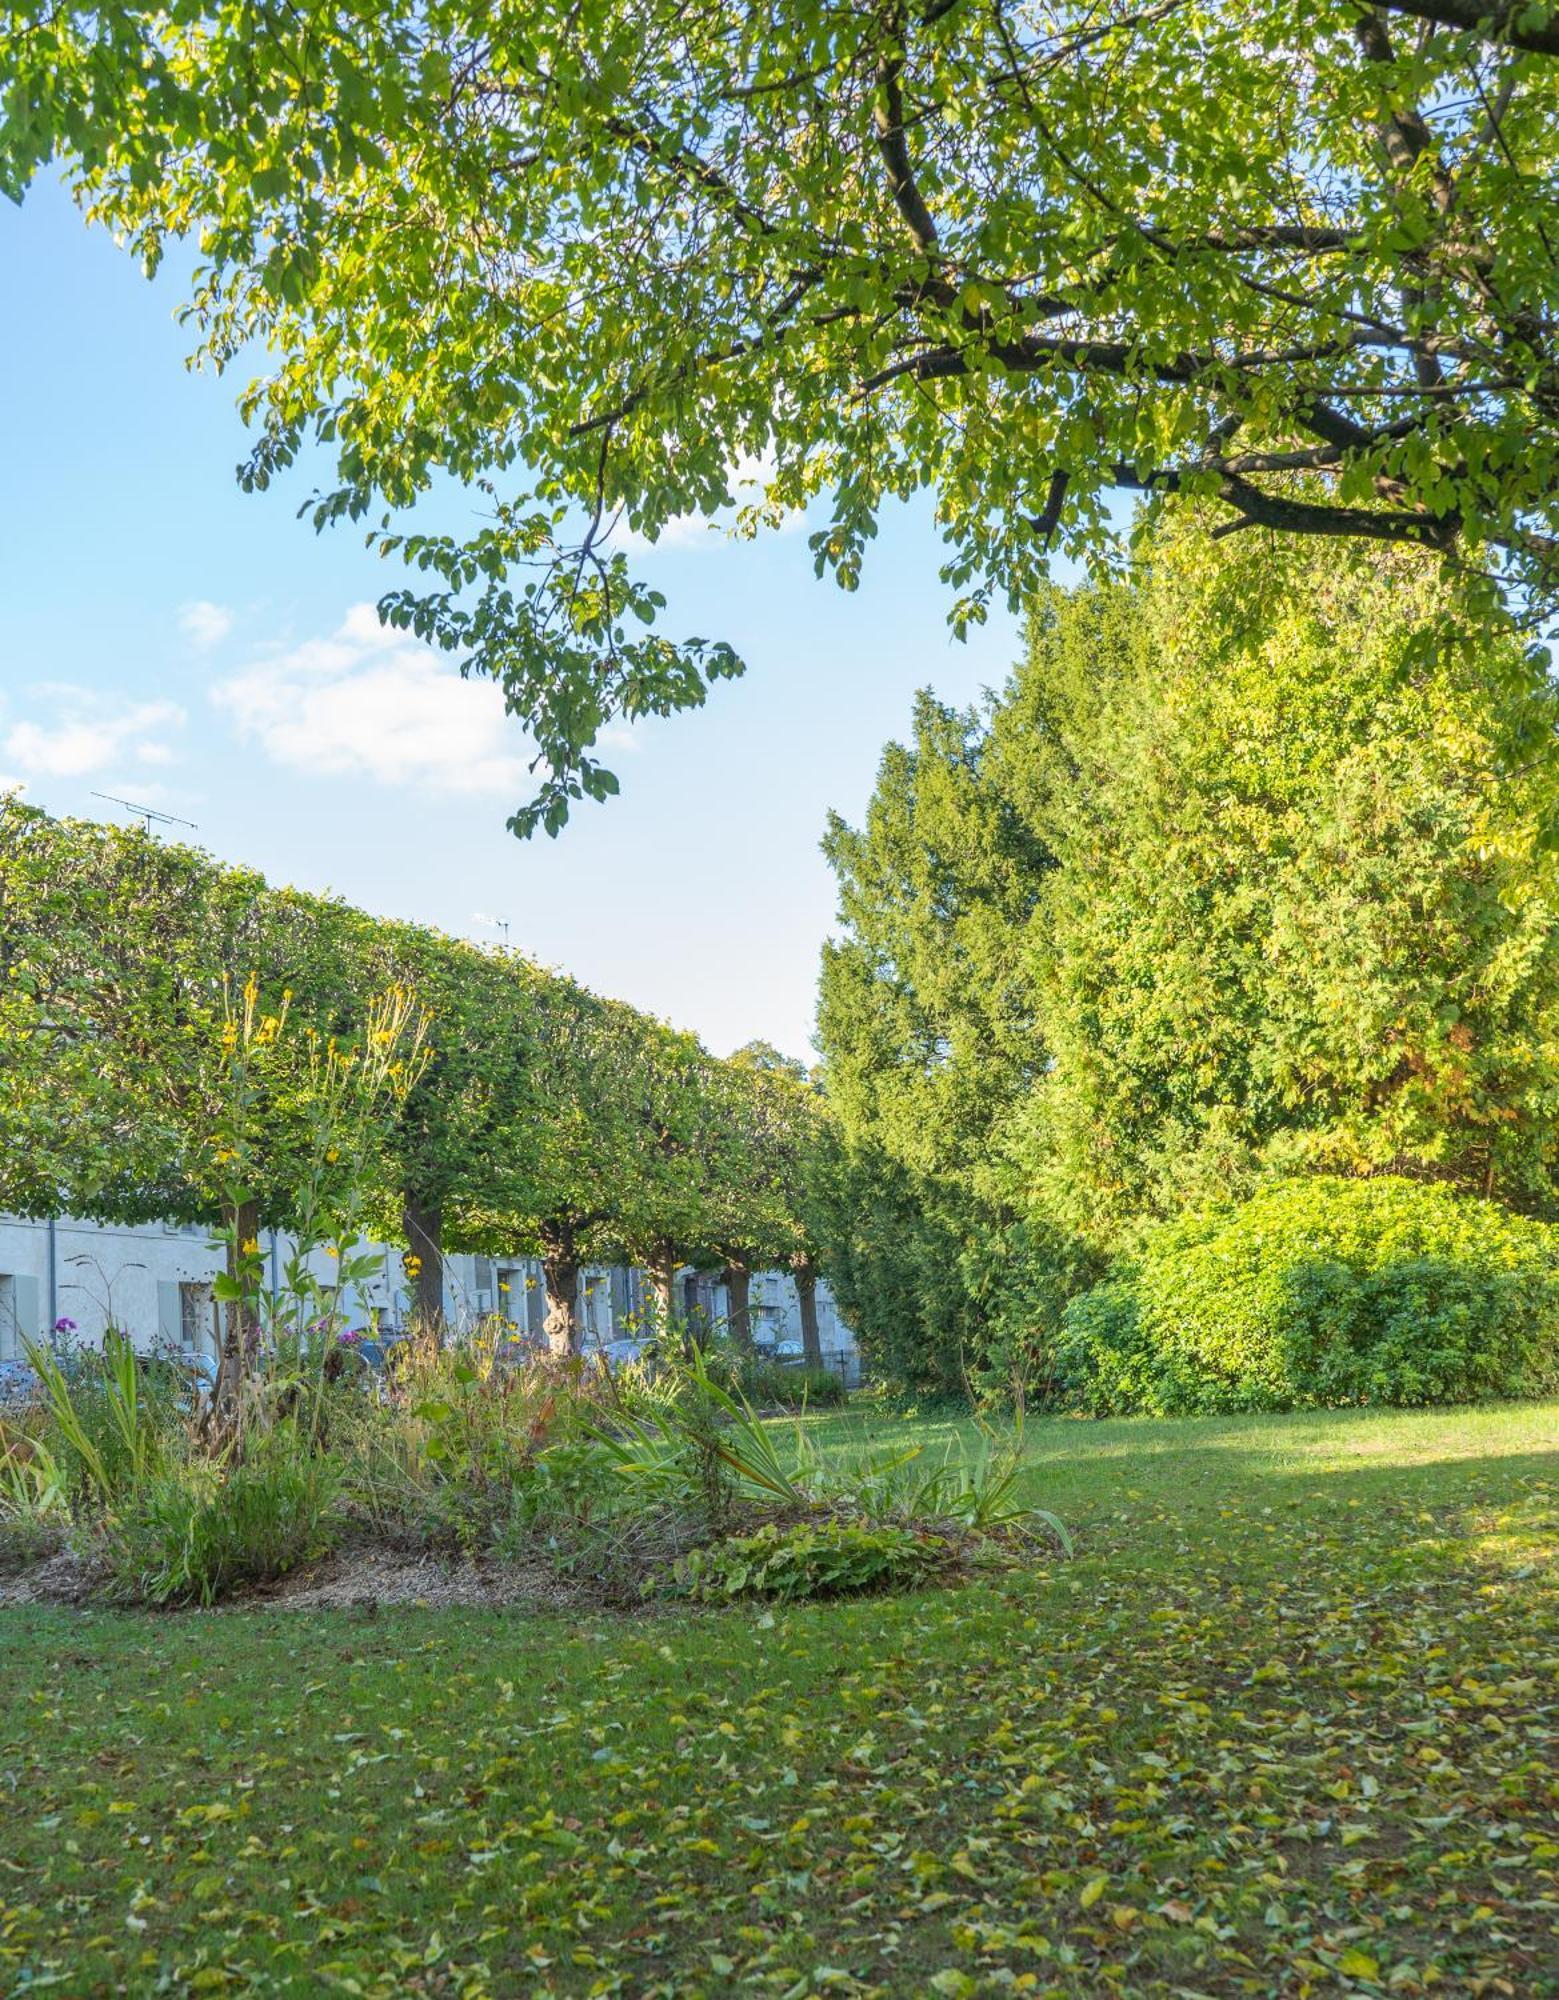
[[8, 4, 1559, 829], [0, 804, 403, 1357], [352, 920, 546, 1336], [0, 807, 363, 1223], [720, 1044, 832, 1362], [0, 803, 749, 1361], [608, 1030, 739, 1342], [453, 981, 708, 1355]]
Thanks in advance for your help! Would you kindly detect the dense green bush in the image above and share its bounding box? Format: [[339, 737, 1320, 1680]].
[[1059, 1177, 1559, 1415], [104, 1431, 338, 1606], [726, 1354, 847, 1409]]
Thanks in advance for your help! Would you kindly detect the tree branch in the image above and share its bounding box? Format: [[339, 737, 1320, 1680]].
[[1114, 459, 1459, 549], [873, 36, 943, 261], [1368, 0, 1559, 56]]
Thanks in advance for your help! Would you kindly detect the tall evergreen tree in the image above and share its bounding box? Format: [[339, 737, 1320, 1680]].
[[1016, 523, 1559, 1237], [815, 691, 1060, 1388]]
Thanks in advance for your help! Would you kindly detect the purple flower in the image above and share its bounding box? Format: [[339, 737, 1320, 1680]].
[[52, 1317, 76, 1335], [337, 1328, 362, 1346]]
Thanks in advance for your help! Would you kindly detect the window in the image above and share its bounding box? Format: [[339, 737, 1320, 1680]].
[[181, 1282, 216, 1360], [159, 1279, 217, 1361], [0, 1273, 39, 1361]]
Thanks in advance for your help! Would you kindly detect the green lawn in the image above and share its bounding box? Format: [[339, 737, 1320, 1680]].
[[3, 1401, 1555, 1997]]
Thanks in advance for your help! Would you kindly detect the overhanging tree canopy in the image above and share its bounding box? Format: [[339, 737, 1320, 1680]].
[[6, 2, 1558, 829]]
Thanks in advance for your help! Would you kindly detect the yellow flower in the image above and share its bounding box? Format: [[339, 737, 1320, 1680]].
[[241, 1237, 259, 1256]]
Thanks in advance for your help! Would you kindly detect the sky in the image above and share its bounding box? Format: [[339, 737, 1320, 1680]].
[[0, 177, 1035, 1062]]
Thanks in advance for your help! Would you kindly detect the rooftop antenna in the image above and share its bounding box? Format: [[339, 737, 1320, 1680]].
[[91, 791, 198, 837], [474, 912, 512, 951]]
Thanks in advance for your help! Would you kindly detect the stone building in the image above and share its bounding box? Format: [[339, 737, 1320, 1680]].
[[0, 1212, 859, 1379]]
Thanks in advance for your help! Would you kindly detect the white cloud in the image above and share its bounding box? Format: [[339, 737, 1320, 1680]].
[[615, 448, 807, 555], [216, 606, 531, 797], [0, 688, 186, 780], [179, 600, 235, 648]]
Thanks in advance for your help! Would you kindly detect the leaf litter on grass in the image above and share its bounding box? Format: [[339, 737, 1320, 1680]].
[[1, 1444, 1554, 1997]]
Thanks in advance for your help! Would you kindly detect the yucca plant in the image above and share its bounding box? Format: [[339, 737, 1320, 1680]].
[[819, 1412, 1072, 1553], [583, 1343, 811, 1527]]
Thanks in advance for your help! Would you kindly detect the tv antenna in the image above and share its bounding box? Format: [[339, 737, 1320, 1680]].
[[474, 912, 511, 950], [91, 791, 199, 836]]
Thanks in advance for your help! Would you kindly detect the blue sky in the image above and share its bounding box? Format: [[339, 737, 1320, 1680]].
[[0, 177, 1034, 1061]]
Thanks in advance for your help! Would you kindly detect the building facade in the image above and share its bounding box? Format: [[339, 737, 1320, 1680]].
[[0, 1213, 859, 1379]]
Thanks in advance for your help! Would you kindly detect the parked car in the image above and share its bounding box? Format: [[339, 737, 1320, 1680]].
[[347, 1330, 408, 1374], [184, 1351, 219, 1392], [0, 1358, 42, 1408], [595, 1336, 651, 1369]]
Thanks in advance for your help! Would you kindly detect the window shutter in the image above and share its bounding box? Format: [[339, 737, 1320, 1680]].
[[158, 1280, 181, 1351], [13, 1275, 40, 1344]]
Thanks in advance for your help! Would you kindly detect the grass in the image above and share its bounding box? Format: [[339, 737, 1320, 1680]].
[[3, 1399, 1555, 1997]]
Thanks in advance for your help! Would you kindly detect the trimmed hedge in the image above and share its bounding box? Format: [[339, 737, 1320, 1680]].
[[1058, 1176, 1559, 1414]]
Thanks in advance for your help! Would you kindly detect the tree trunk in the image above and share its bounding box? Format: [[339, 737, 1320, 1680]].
[[214, 1195, 261, 1410], [403, 1192, 445, 1342], [647, 1250, 676, 1335], [723, 1262, 753, 1350], [541, 1232, 582, 1356], [794, 1256, 822, 1369]]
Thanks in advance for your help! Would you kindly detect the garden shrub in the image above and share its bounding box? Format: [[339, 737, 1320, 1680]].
[[0, 1517, 63, 1574], [663, 1517, 951, 1603], [1059, 1176, 1559, 1414], [104, 1429, 338, 1606], [494, 1435, 651, 1577], [727, 1354, 847, 1409], [957, 1219, 1103, 1402]]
